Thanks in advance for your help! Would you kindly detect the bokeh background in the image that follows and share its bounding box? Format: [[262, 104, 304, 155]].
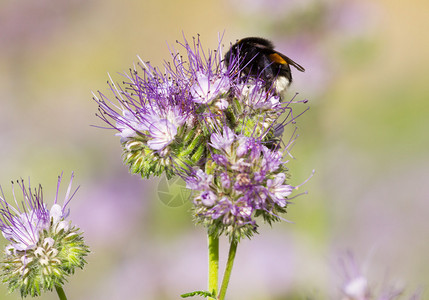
[[1, 0, 428, 299]]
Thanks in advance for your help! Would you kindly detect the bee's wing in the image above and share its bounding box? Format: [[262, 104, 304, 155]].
[[276, 52, 305, 72]]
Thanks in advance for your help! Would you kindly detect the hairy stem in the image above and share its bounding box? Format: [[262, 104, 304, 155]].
[[55, 285, 68, 300], [208, 234, 219, 298], [218, 239, 238, 300]]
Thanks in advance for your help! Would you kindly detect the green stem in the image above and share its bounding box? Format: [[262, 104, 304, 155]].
[[55, 285, 68, 300], [218, 239, 238, 300], [208, 234, 219, 298]]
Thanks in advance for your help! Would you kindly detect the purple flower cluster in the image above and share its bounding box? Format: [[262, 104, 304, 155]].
[[186, 126, 297, 240], [94, 36, 234, 178], [0, 174, 89, 297], [0, 175, 73, 253], [94, 35, 291, 178], [94, 35, 308, 240]]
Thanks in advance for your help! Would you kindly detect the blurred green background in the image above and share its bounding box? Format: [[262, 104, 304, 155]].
[[0, 0, 428, 299]]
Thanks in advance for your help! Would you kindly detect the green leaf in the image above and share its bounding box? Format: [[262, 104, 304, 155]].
[[180, 290, 216, 298]]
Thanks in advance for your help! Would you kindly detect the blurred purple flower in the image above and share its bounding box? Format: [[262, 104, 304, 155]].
[[0, 173, 75, 252], [338, 252, 421, 300], [0, 173, 89, 297]]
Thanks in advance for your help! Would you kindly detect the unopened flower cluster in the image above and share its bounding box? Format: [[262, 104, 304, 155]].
[[95, 36, 307, 240], [0, 174, 89, 297]]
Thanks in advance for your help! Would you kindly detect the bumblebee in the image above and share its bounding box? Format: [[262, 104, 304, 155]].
[[224, 37, 305, 95]]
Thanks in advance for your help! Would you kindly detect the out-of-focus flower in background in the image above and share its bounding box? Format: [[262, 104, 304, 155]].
[[0, 173, 89, 298], [337, 252, 421, 300]]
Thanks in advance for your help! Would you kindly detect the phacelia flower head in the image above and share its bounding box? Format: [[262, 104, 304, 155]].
[[94, 35, 233, 179], [186, 125, 305, 241], [94, 34, 295, 179], [0, 173, 89, 297]]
